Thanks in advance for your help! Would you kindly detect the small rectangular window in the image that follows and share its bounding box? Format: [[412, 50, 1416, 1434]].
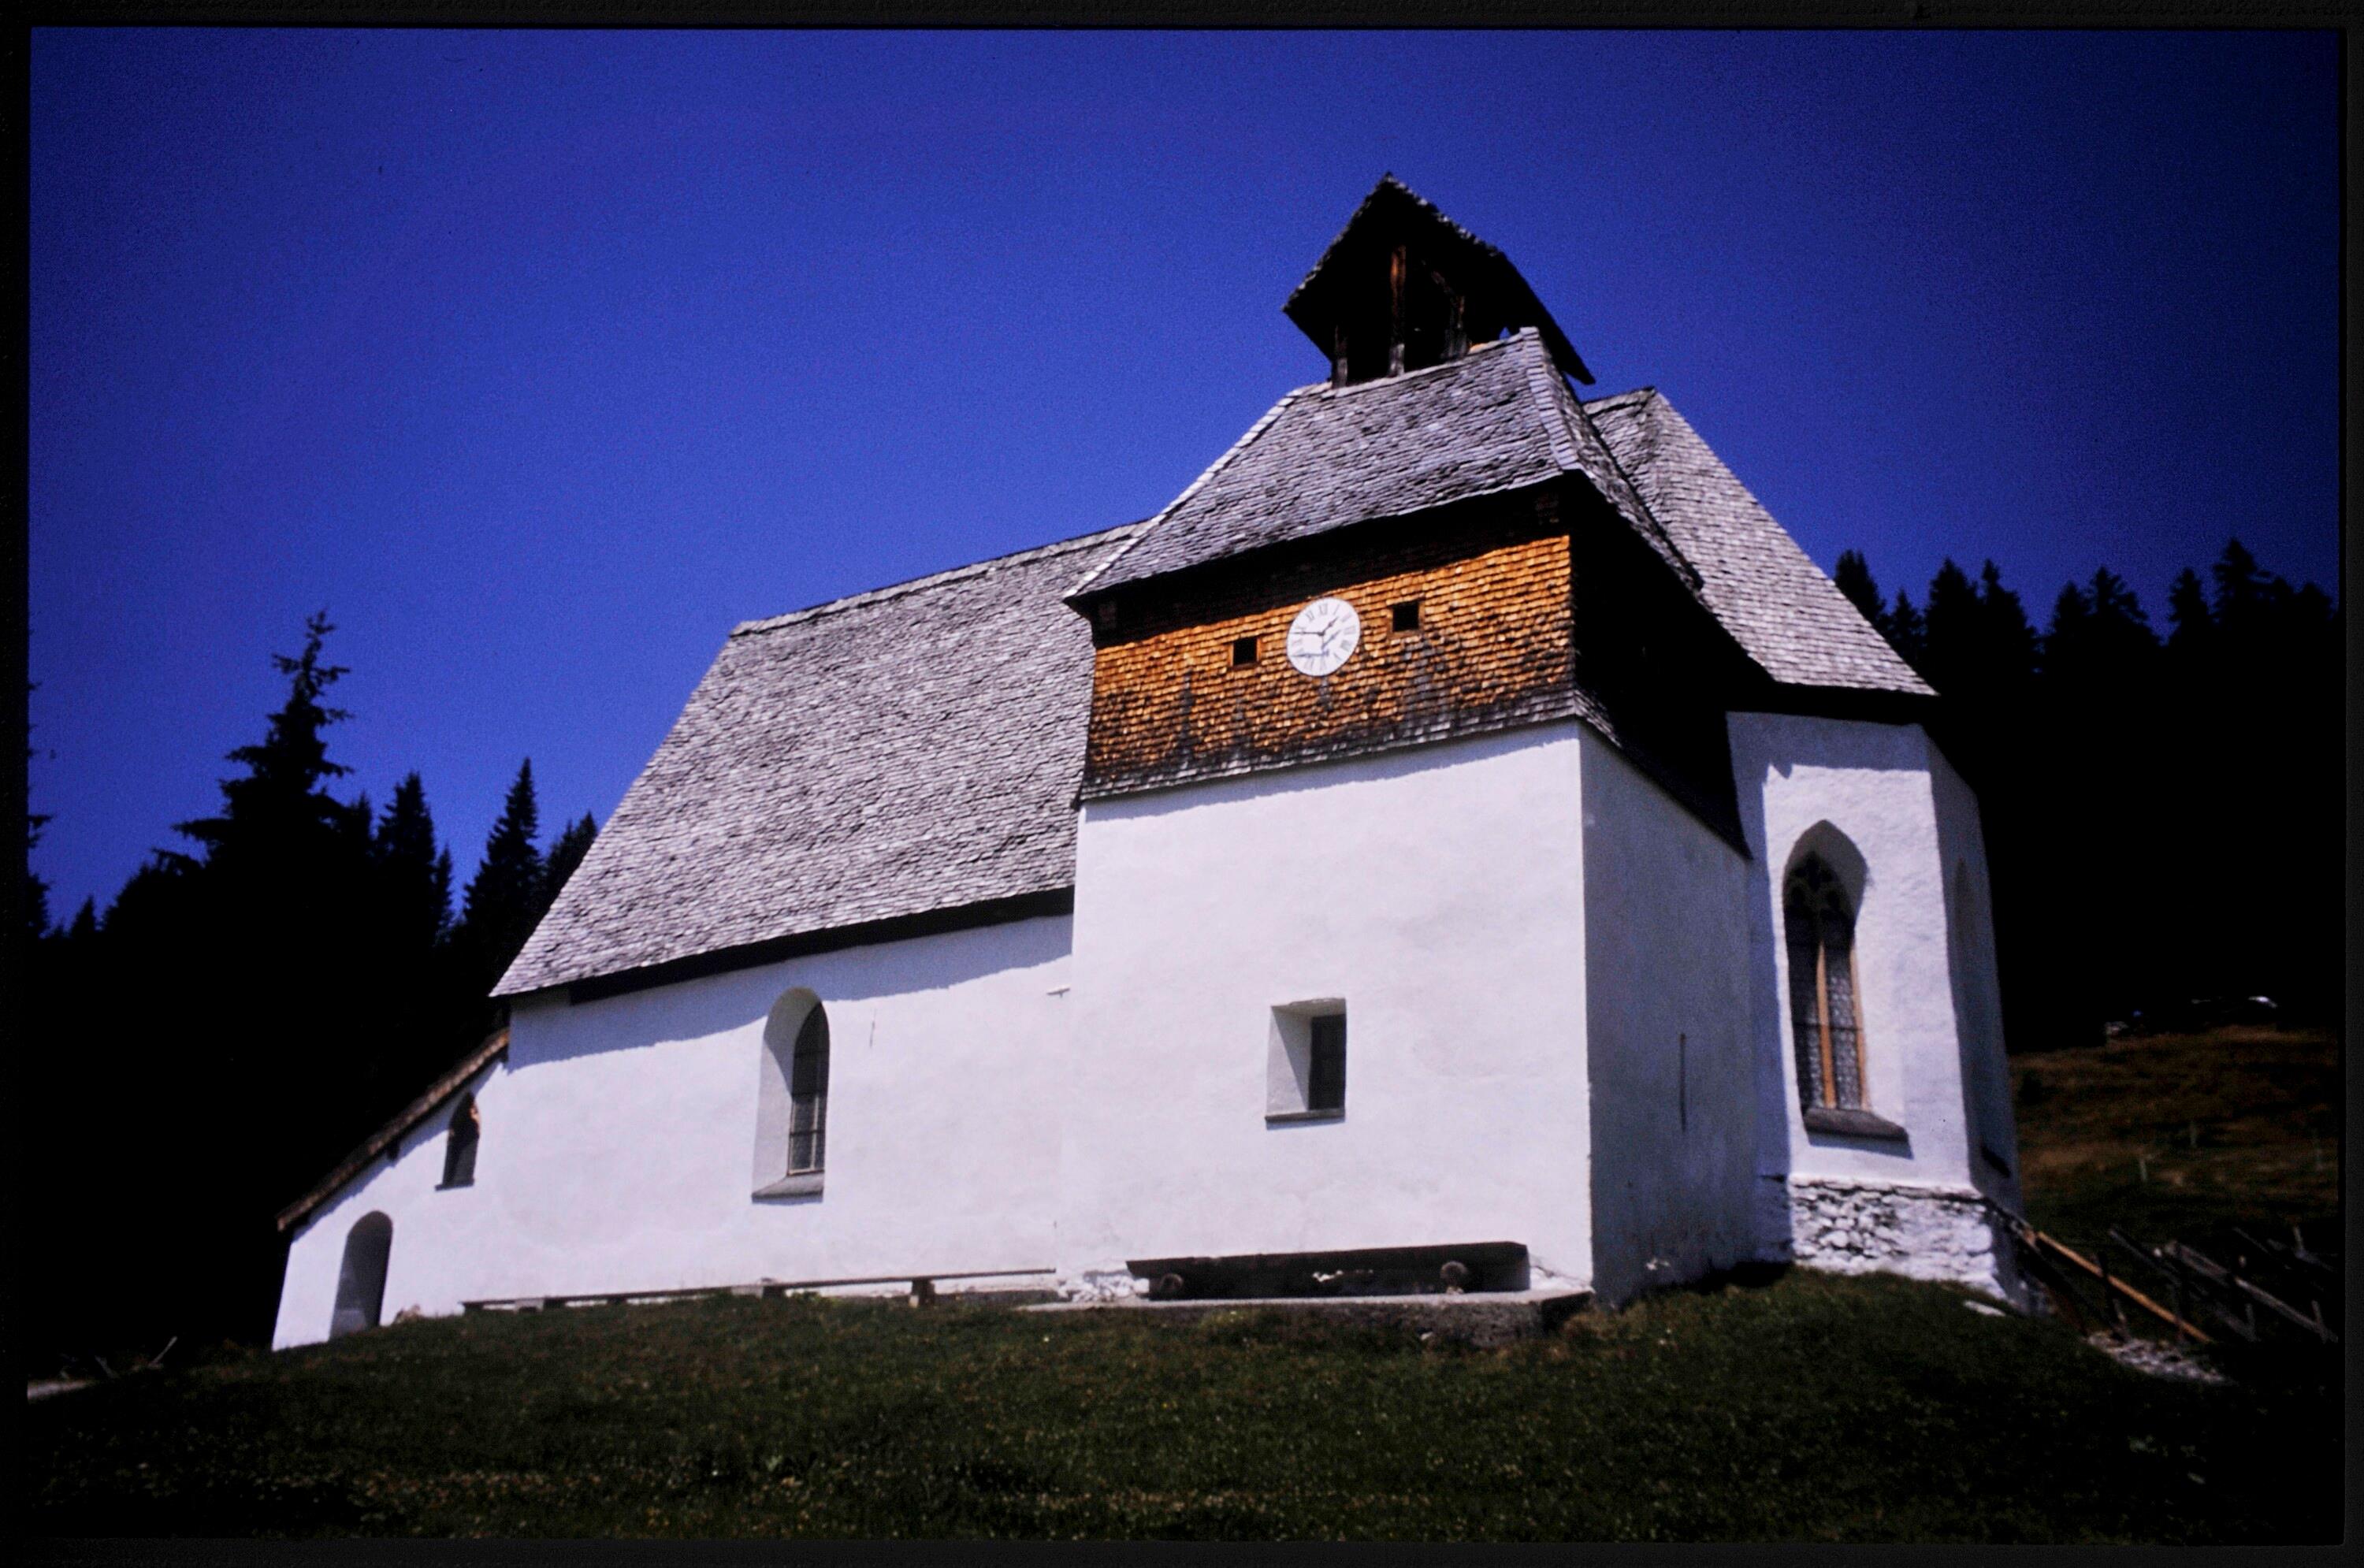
[[1307, 1013, 1347, 1113], [1232, 635, 1259, 667], [1268, 1001, 1347, 1123], [1391, 600, 1420, 632]]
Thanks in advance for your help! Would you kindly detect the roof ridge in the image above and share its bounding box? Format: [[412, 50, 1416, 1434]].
[[1305, 327, 1521, 400], [1573, 387, 1695, 586], [1625, 387, 1668, 504], [1516, 331, 1586, 475], [1525, 356, 1700, 593], [1578, 385, 1657, 412], [1283, 172, 1504, 312], [1066, 382, 1321, 600], [734, 522, 1145, 638], [1618, 389, 1934, 697]]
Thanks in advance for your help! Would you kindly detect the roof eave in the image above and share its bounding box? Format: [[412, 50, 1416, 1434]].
[[1739, 682, 1942, 721], [275, 1027, 510, 1233]]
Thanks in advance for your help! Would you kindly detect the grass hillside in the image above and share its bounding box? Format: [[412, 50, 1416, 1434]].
[[25, 1269, 2340, 1542], [2012, 1024, 2340, 1256], [28, 1022, 2340, 1542]]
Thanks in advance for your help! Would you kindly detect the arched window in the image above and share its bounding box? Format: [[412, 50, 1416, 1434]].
[[786, 1004, 830, 1175], [440, 1093, 479, 1188], [753, 992, 831, 1197], [329, 1212, 393, 1339], [1785, 854, 1867, 1111]]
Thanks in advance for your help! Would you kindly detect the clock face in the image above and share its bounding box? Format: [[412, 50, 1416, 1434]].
[[1286, 596, 1362, 677]]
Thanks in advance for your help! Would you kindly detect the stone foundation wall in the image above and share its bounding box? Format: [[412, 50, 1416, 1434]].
[[1768, 1174, 2028, 1307]]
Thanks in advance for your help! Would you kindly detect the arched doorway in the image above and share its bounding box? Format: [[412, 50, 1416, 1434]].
[[329, 1212, 393, 1339]]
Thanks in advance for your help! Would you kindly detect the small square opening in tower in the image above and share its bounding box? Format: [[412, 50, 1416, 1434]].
[[1232, 635, 1259, 667], [1391, 600, 1421, 633]]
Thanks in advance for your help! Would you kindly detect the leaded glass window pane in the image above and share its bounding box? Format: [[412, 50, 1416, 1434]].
[[1785, 855, 1868, 1113], [787, 1005, 830, 1174]]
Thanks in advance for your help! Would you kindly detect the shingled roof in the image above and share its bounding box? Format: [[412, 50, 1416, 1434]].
[[1582, 388, 1933, 697], [1069, 330, 1694, 602], [492, 526, 1139, 998], [493, 378, 1923, 1001]]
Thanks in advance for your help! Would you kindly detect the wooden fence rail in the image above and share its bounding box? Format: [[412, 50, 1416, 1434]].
[[1991, 1198, 2337, 1360], [2011, 1223, 2213, 1343], [2158, 1242, 2334, 1346]]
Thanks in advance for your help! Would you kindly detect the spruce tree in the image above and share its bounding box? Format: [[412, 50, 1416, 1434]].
[[455, 759, 545, 996], [2081, 569, 2158, 680], [2042, 579, 2095, 681], [1833, 550, 1885, 634], [374, 772, 452, 950], [58, 611, 389, 1351], [26, 682, 52, 941], [1885, 589, 1928, 671], [2165, 567, 2213, 656], [1972, 561, 2040, 689], [541, 812, 598, 910], [2208, 537, 2275, 637], [1920, 559, 1981, 697], [173, 612, 362, 875]]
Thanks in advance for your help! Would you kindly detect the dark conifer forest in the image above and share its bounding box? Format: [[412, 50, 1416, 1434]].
[[1828, 537, 2341, 1049], [15, 535, 2341, 1364], [20, 615, 599, 1364]]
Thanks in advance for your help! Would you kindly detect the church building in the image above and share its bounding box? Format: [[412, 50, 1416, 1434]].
[[273, 176, 2024, 1348]]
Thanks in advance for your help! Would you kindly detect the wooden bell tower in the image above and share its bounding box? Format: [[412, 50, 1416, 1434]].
[[1281, 173, 1596, 388]]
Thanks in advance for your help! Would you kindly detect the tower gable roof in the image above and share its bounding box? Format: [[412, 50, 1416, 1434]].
[[1069, 329, 1692, 603], [489, 388, 1924, 1003], [1582, 387, 1934, 696]]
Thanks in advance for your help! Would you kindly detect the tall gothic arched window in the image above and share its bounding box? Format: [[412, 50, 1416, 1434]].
[[753, 992, 832, 1198], [1785, 855, 1866, 1111], [786, 1003, 830, 1176]]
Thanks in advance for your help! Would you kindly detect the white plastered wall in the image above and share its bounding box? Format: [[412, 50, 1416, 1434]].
[[273, 1056, 504, 1351], [1577, 731, 1759, 1305], [1727, 711, 2019, 1300], [1928, 745, 2024, 1217], [1060, 724, 1595, 1297], [273, 915, 1073, 1348]]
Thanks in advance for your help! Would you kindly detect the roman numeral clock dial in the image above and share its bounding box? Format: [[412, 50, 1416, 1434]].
[[1285, 596, 1362, 677]]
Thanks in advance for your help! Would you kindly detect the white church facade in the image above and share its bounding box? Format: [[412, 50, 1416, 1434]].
[[273, 177, 2024, 1349]]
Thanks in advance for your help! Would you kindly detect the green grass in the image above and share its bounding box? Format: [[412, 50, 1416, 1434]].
[[28, 1022, 2340, 1541], [25, 1270, 2340, 1541], [2012, 1024, 2340, 1256]]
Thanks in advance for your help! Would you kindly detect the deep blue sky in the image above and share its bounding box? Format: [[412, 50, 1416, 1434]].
[[31, 29, 2339, 919]]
